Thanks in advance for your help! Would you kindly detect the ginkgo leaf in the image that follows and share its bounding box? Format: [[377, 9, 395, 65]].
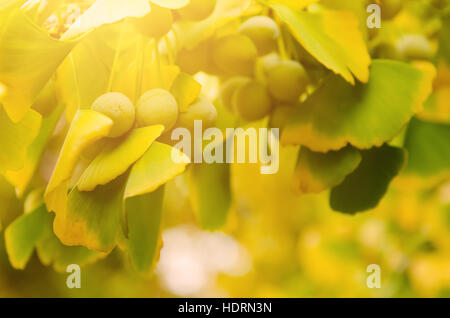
[[125, 186, 164, 275], [36, 212, 105, 272], [54, 173, 127, 252], [293, 146, 361, 194], [125, 141, 190, 198], [178, 0, 252, 49], [190, 162, 231, 230], [57, 34, 112, 122], [61, 0, 151, 41], [77, 125, 164, 192], [268, 3, 370, 84], [151, 0, 190, 9], [404, 117, 450, 177], [330, 145, 406, 214], [282, 60, 433, 152], [4, 104, 63, 197], [170, 72, 202, 112], [5, 205, 51, 270], [0, 5, 76, 122], [44, 110, 113, 213], [0, 107, 42, 173], [267, 0, 317, 11]]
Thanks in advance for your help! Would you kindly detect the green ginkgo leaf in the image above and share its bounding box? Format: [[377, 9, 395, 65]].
[[170, 72, 202, 112], [36, 212, 105, 272], [45, 110, 113, 214], [61, 0, 151, 40], [293, 146, 362, 194], [5, 205, 51, 270], [330, 144, 406, 214], [125, 141, 190, 199], [268, 3, 371, 84], [4, 104, 63, 197], [77, 125, 164, 192], [282, 60, 433, 152], [190, 162, 231, 230], [54, 173, 128, 252], [0, 4, 76, 122], [0, 106, 42, 173], [404, 117, 450, 177], [125, 186, 164, 276]]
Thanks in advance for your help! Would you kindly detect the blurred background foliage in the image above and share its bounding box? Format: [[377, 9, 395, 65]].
[[0, 0, 450, 298]]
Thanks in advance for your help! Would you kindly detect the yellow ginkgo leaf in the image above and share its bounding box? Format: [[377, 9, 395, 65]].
[[125, 141, 190, 198], [170, 72, 202, 112], [44, 110, 113, 213], [61, 0, 151, 41], [77, 125, 165, 192], [179, 0, 253, 49], [270, 4, 371, 84], [4, 104, 63, 197], [57, 34, 112, 122], [268, 0, 317, 11], [0, 107, 42, 173], [0, 5, 76, 122], [151, 0, 190, 9]]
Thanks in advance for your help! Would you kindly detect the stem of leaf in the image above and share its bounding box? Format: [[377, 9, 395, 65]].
[[107, 21, 127, 92], [164, 34, 174, 65], [154, 39, 163, 88], [135, 35, 146, 102]]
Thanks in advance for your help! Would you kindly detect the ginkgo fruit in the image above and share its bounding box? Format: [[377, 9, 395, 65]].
[[396, 34, 432, 60], [132, 4, 173, 38], [267, 60, 309, 103], [177, 96, 217, 130], [233, 81, 273, 121], [213, 34, 258, 76], [136, 89, 179, 132], [381, 0, 403, 20], [178, 0, 216, 21], [91, 92, 135, 138], [31, 79, 58, 117], [220, 76, 251, 112], [239, 16, 280, 55]]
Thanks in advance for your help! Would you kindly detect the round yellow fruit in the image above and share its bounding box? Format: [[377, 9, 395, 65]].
[[136, 89, 179, 132], [233, 81, 273, 121], [91, 92, 135, 138], [267, 60, 309, 103], [239, 16, 280, 55], [177, 97, 217, 130], [178, 0, 216, 21], [132, 4, 173, 38], [220, 76, 251, 112], [213, 34, 258, 76]]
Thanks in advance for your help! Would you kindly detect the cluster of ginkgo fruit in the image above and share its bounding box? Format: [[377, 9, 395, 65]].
[[176, 12, 311, 127], [84, 1, 221, 139]]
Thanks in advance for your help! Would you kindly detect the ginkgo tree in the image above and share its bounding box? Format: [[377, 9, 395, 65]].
[[0, 0, 449, 277]]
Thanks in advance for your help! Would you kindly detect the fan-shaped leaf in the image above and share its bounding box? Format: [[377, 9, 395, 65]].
[[269, 3, 371, 84], [0, 107, 41, 173], [293, 146, 361, 194], [282, 60, 433, 152], [125, 187, 164, 275], [330, 145, 406, 214], [77, 125, 164, 192]]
